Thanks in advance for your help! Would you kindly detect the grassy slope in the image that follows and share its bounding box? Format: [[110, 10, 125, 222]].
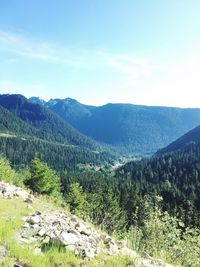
[[0, 197, 134, 267]]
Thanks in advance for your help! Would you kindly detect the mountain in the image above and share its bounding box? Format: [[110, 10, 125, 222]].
[[28, 96, 46, 106], [0, 94, 98, 149], [0, 105, 41, 137], [0, 94, 114, 170], [31, 97, 200, 155], [157, 124, 200, 154]]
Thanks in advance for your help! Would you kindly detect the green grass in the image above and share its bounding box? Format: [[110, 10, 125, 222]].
[[0, 198, 135, 267]]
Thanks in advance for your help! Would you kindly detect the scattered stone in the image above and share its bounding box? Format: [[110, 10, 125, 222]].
[[0, 181, 33, 203], [0, 181, 175, 266], [19, 209, 129, 259], [0, 245, 7, 264]]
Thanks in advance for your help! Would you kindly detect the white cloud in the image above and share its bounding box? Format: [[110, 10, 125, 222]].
[[0, 30, 86, 68]]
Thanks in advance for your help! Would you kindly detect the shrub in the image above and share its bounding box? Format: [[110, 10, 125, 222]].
[[0, 155, 23, 186]]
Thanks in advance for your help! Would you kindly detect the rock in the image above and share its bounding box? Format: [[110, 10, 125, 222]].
[[24, 195, 33, 203], [38, 227, 46, 237], [76, 222, 91, 236], [21, 228, 38, 239], [0, 182, 175, 265], [32, 224, 40, 230], [82, 248, 96, 259], [104, 236, 112, 244], [60, 232, 80, 246], [29, 215, 40, 225], [35, 211, 42, 215], [66, 244, 76, 252], [121, 247, 137, 258], [0, 245, 7, 264], [70, 215, 78, 223]]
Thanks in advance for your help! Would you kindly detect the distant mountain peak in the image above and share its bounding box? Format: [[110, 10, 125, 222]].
[[64, 97, 78, 103], [46, 97, 79, 107], [29, 97, 46, 105], [47, 99, 59, 106]]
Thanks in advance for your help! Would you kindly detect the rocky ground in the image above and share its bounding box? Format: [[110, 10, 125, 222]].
[[0, 181, 175, 267]]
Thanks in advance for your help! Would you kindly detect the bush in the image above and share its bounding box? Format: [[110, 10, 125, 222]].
[[0, 155, 24, 186], [127, 203, 200, 266]]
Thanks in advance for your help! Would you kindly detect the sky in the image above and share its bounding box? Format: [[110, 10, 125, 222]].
[[0, 0, 200, 107]]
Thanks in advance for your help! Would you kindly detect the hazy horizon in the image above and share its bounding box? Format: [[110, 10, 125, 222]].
[[1, 93, 199, 109], [0, 1, 200, 108]]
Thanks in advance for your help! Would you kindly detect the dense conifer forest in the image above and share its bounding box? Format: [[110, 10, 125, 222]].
[[30, 96, 200, 154], [0, 94, 200, 266]]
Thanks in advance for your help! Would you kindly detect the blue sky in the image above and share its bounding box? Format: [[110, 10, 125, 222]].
[[0, 0, 200, 107]]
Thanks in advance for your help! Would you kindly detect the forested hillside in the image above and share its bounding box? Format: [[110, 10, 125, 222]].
[[0, 95, 200, 266], [0, 94, 99, 149], [30, 97, 200, 155], [0, 95, 115, 170], [116, 126, 200, 229], [157, 124, 200, 154]]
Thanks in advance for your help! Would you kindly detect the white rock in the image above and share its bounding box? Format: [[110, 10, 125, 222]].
[[60, 232, 80, 246], [76, 222, 91, 236], [38, 228, 46, 237], [66, 244, 76, 252], [84, 248, 96, 259], [29, 215, 40, 224]]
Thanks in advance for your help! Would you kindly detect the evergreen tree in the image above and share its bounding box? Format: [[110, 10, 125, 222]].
[[25, 156, 61, 197]]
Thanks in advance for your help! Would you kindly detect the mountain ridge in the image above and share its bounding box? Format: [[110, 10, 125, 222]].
[[29, 96, 200, 155], [0, 94, 115, 170], [157, 124, 200, 155]]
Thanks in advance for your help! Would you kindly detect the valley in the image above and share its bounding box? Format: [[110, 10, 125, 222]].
[[0, 93, 200, 267], [1, 1, 200, 266]]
